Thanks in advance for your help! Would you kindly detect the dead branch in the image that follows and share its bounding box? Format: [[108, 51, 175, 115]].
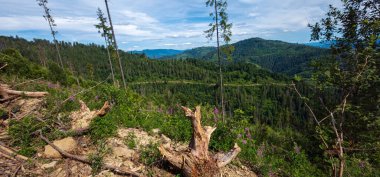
[[0, 144, 28, 161], [11, 77, 44, 88], [11, 165, 22, 177], [39, 131, 143, 177], [159, 106, 240, 177], [0, 63, 7, 70]]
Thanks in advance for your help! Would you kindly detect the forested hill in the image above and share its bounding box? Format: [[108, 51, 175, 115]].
[[0, 35, 287, 84], [165, 38, 328, 75]]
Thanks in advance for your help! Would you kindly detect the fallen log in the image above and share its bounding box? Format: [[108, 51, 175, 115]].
[[159, 106, 241, 177], [0, 144, 28, 161], [39, 131, 144, 177], [0, 84, 48, 102]]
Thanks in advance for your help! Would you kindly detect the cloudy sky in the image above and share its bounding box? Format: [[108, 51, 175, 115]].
[[0, 0, 341, 51]]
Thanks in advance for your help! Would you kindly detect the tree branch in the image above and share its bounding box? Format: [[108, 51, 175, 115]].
[[39, 131, 143, 177]]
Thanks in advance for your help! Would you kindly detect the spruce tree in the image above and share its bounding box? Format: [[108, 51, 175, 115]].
[[95, 8, 116, 85]]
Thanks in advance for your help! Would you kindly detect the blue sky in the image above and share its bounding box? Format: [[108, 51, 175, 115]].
[[0, 0, 341, 51]]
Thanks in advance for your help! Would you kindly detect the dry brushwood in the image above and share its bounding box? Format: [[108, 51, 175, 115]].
[[70, 100, 110, 131], [0, 84, 48, 102], [158, 106, 241, 177], [0, 143, 28, 162], [39, 131, 144, 177]]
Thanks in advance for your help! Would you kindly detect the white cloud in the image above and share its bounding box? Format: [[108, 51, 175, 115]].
[[114, 24, 153, 37], [163, 43, 177, 46], [120, 10, 158, 24], [0, 0, 342, 50]]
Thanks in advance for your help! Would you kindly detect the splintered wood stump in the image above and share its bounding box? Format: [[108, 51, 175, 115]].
[[159, 106, 241, 177], [70, 100, 110, 131]]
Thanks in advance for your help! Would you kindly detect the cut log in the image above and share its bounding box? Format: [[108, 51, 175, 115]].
[[0, 144, 28, 161], [159, 106, 241, 177], [0, 84, 48, 102], [70, 100, 110, 131]]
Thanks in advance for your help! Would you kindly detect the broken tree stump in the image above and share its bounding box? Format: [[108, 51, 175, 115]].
[[70, 100, 110, 131], [159, 106, 241, 177]]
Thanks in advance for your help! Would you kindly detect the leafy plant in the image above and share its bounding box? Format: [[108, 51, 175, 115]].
[[139, 142, 161, 166], [124, 132, 137, 149]]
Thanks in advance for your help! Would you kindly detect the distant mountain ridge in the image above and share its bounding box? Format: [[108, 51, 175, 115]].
[[304, 41, 334, 48], [163, 38, 329, 75], [131, 49, 184, 59]]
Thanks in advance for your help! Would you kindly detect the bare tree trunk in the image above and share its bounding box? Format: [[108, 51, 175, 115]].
[[46, 14, 63, 68], [159, 106, 241, 177], [104, 38, 116, 85], [53, 39, 63, 68], [104, 0, 127, 89], [0, 84, 48, 102], [214, 0, 225, 122]]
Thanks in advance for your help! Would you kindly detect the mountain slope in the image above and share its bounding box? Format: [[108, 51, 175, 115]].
[[0, 36, 287, 84], [166, 38, 328, 75]]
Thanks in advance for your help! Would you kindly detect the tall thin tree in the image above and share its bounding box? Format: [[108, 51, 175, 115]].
[[205, 0, 232, 122], [37, 0, 63, 68], [104, 0, 127, 89], [95, 8, 116, 85]]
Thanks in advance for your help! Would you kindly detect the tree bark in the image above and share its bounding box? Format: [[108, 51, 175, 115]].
[[0, 84, 48, 102], [159, 106, 241, 177]]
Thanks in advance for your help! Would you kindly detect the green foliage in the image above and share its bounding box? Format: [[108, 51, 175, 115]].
[[47, 62, 67, 84], [0, 48, 49, 78], [307, 0, 380, 174], [89, 141, 109, 175], [168, 38, 327, 76], [90, 114, 118, 141], [124, 132, 137, 149], [8, 116, 44, 157], [139, 142, 161, 166], [344, 157, 380, 177]]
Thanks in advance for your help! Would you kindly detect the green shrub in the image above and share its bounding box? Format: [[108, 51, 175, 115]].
[[88, 141, 109, 175], [140, 142, 161, 166], [8, 116, 44, 157], [0, 48, 48, 78], [124, 132, 137, 149]]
